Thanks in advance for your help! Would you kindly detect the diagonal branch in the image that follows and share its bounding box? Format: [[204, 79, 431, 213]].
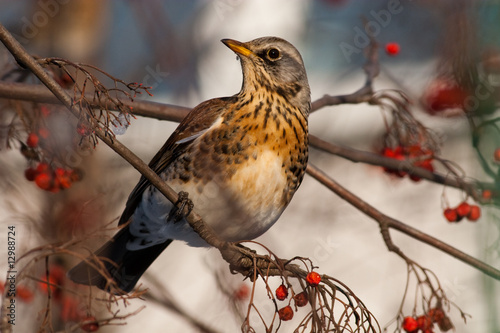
[[309, 135, 490, 199], [305, 163, 500, 281]]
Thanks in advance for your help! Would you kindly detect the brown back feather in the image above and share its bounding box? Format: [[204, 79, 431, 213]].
[[119, 96, 236, 225]]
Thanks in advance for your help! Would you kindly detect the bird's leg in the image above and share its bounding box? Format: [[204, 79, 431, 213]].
[[169, 191, 194, 223]]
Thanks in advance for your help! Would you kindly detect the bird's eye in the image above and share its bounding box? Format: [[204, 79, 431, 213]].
[[267, 48, 281, 60]]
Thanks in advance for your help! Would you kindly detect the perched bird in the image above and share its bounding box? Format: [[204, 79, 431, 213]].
[[68, 36, 310, 293]]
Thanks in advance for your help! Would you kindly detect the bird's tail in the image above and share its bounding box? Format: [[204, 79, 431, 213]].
[[68, 225, 172, 293]]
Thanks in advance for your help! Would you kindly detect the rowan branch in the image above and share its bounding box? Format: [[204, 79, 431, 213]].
[[0, 80, 189, 123], [306, 163, 500, 281], [309, 135, 490, 201]]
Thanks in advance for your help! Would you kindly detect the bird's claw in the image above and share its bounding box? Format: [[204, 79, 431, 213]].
[[170, 191, 194, 223]]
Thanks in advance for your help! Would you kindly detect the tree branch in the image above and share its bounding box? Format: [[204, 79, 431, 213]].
[[0, 80, 189, 123], [306, 163, 500, 281], [309, 135, 490, 198]]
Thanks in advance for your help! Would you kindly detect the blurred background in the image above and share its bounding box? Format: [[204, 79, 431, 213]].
[[0, 0, 499, 332]]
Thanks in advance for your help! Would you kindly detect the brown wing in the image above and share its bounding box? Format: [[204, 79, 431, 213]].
[[118, 96, 236, 225]]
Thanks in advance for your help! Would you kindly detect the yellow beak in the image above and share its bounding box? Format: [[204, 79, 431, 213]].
[[221, 39, 254, 57]]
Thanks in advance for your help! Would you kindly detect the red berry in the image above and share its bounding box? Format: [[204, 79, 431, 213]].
[[294, 291, 308, 307], [36, 162, 50, 173], [443, 208, 458, 223], [467, 205, 481, 221], [16, 286, 34, 303], [416, 315, 433, 330], [48, 264, 66, 283], [385, 42, 400, 56], [418, 159, 434, 172], [402, 316, 418, 332], [55, 168, 72, 189], [24, 167, 37, 181], [38, 265, 65, 300], [38, 127, 50, 139], [275, 284, 288, 301], [81, 316, 99, 332], [233, 284, 250, 301], [382, 147, 396, 158], [35, 172, 52, 190], [456, 202, 471, 218], [38, 274, 58, 295], [424, 79, 468, 113], [495, 148, 500, 162], [482, 190, 492, 200], [40, 106, 51, 117], [381, 146, 407, 177], [306, 271, 321, 287], [49, 176, 61, 193], [427, 308, 445, 323], [278, 305, 294, 321], [26, 133, 39, 148], [55, 72, 74, 89], [77, 122, 92, 136]]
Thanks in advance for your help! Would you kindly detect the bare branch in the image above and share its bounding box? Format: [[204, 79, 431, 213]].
[[306, 163, 500, 281], [309, 135, 490, 200], [0, 80, 189, 122]]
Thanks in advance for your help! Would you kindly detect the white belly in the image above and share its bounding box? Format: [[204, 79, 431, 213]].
[[127, 149, 287, 249]]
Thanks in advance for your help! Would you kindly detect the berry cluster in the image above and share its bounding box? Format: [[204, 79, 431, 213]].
[[422, 78, 468, 115], [38, 264, 98, 332], [443, 201, 481, 223], [25, 127, 50, 148], [0, 282, 33, 303], [276, 272, 321, 321], [495, 147, 500, 162], [381, 144, 434, 181], [25, 162, 81, 192], [402, 308, 452, 333]]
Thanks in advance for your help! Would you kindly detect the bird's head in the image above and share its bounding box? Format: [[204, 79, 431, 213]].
[[222, 37, 311, 116]]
